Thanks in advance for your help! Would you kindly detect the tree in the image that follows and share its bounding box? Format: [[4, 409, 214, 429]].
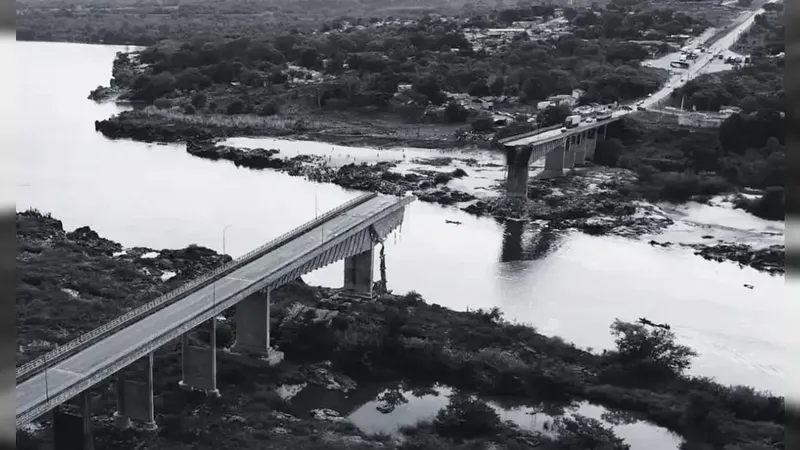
[[444, 101, 469, 123], [467, 79, 490, 97], [412, 75, 446, 105], [176, 68, 212, 91], [489, 77, 506, 96], [537, 104, 571, 127], [298, 47, 320, 69], [608, 319, 697, 376]]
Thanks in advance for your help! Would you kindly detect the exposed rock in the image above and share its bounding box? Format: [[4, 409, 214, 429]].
[[685, 243, 784, 274], [309, 408, 345, 422], [282, 303, 340, 326], [300, 364, 357, 392]]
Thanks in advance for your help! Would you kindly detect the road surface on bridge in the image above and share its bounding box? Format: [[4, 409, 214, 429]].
[[504, 1, 774, 148], [16, 194, 407, 426]]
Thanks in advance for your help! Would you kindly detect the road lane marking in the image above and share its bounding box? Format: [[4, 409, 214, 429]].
[[52, 368, 83, 378]]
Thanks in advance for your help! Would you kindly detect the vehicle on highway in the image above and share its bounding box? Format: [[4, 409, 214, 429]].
[[637, 106, 647, 111], [564, 114, 581, 129], [595, 109, 612, 121], [584, 116, 596, 123]]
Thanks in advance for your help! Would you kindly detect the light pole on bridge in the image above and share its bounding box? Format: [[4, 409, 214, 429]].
[[222, 224, 234, 256]]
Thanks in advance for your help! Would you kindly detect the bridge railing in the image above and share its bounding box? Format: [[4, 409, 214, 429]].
[[498, 123, 563, 145], [15, 192, 378, 382]]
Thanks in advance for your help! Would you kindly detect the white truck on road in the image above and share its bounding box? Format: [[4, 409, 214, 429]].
[[563, 115, 581, 130]]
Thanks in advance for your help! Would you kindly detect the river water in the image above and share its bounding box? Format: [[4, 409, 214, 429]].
[[13, 41, 793, 444]]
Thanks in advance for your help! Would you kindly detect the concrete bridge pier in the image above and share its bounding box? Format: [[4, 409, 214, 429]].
[[540, 143, 565, 178], [114, 352, 156, 431], [229, 289, 284, 366], [585, 134, 597, 160], [504, 145, 534, 198], [344, 248, 375, 297], [178, 318, 219, 396], [52, 392, 94, 450], [563, 136, 577, 170], [574, 132, 587, 166]]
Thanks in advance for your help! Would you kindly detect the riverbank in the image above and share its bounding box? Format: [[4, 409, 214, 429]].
[[16, 210, 786, 450], [95, 107, 483, 151]]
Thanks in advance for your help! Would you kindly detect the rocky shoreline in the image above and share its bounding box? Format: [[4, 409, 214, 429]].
[[15, 210, 786, 450]]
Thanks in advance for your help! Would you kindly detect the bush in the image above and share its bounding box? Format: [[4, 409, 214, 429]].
[[737, 187, 784, 220], [470, 116, 495, 133], [191, 92, 207, 108], [226, 100, 245, 115], [257, 101, 279, 116], [444, 102, 469, 123], [606, 319, 697, 378], [153, 98, 173, 109]]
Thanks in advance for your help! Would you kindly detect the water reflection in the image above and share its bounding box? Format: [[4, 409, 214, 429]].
[[280, 382, 682, 449], [501, 220, 524, 263]]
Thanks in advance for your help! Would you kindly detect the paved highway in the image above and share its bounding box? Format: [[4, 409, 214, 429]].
[[504, 1, 775, 148], [16, 195, 408, 426]]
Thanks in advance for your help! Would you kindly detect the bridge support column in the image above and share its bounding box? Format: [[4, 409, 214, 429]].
[[585, 136, 597, 160], [504, 145, 533, 198], [178, 318, 219, 396], [114, 352, 156, 431], [540, 144, 565, 178], [344, 248, 374, 296], [52, 392, 94, 450], [229, 289, 284, 366], [563, 136, 576, 170], [574, 133, 587, 166]]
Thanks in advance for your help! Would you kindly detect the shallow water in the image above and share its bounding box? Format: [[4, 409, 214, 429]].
[[14, 41, 792, 396], [283, 383, 682, 450]]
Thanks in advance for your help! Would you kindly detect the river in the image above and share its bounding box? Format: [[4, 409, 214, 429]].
[[13, 41, 793, 442]]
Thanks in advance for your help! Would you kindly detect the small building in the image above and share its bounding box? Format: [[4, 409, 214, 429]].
[[678, 112, 723, 128], [511, 21, 539, 29], [485, 28, 528, 38], [546, 94, 576, 108], [537, 100, 555, 110]]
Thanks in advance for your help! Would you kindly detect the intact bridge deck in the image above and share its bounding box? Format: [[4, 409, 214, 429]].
[[17, 193, 414, 427]]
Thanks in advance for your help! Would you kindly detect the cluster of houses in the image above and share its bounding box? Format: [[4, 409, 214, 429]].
[[462, 15, 572, 53]]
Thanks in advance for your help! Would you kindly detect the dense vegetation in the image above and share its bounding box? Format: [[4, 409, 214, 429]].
[[86, 0, 681, 137], [588, 2, 785, 220], [15, 0, 493, 45], [17, 210, 787, 450], [594, 115, 784, 219]]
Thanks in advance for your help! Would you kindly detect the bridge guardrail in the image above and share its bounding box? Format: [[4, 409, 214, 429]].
[[15, 192, 378, 383], [498, 123, 564, 145]]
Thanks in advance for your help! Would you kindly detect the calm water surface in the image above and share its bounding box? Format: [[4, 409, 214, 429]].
[[15, 42, 792, 402]]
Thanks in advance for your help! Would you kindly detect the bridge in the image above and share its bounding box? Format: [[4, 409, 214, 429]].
[[15, 193, 415, 448], [498, 116, 617, 197], [495, 0, 773, 198]]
